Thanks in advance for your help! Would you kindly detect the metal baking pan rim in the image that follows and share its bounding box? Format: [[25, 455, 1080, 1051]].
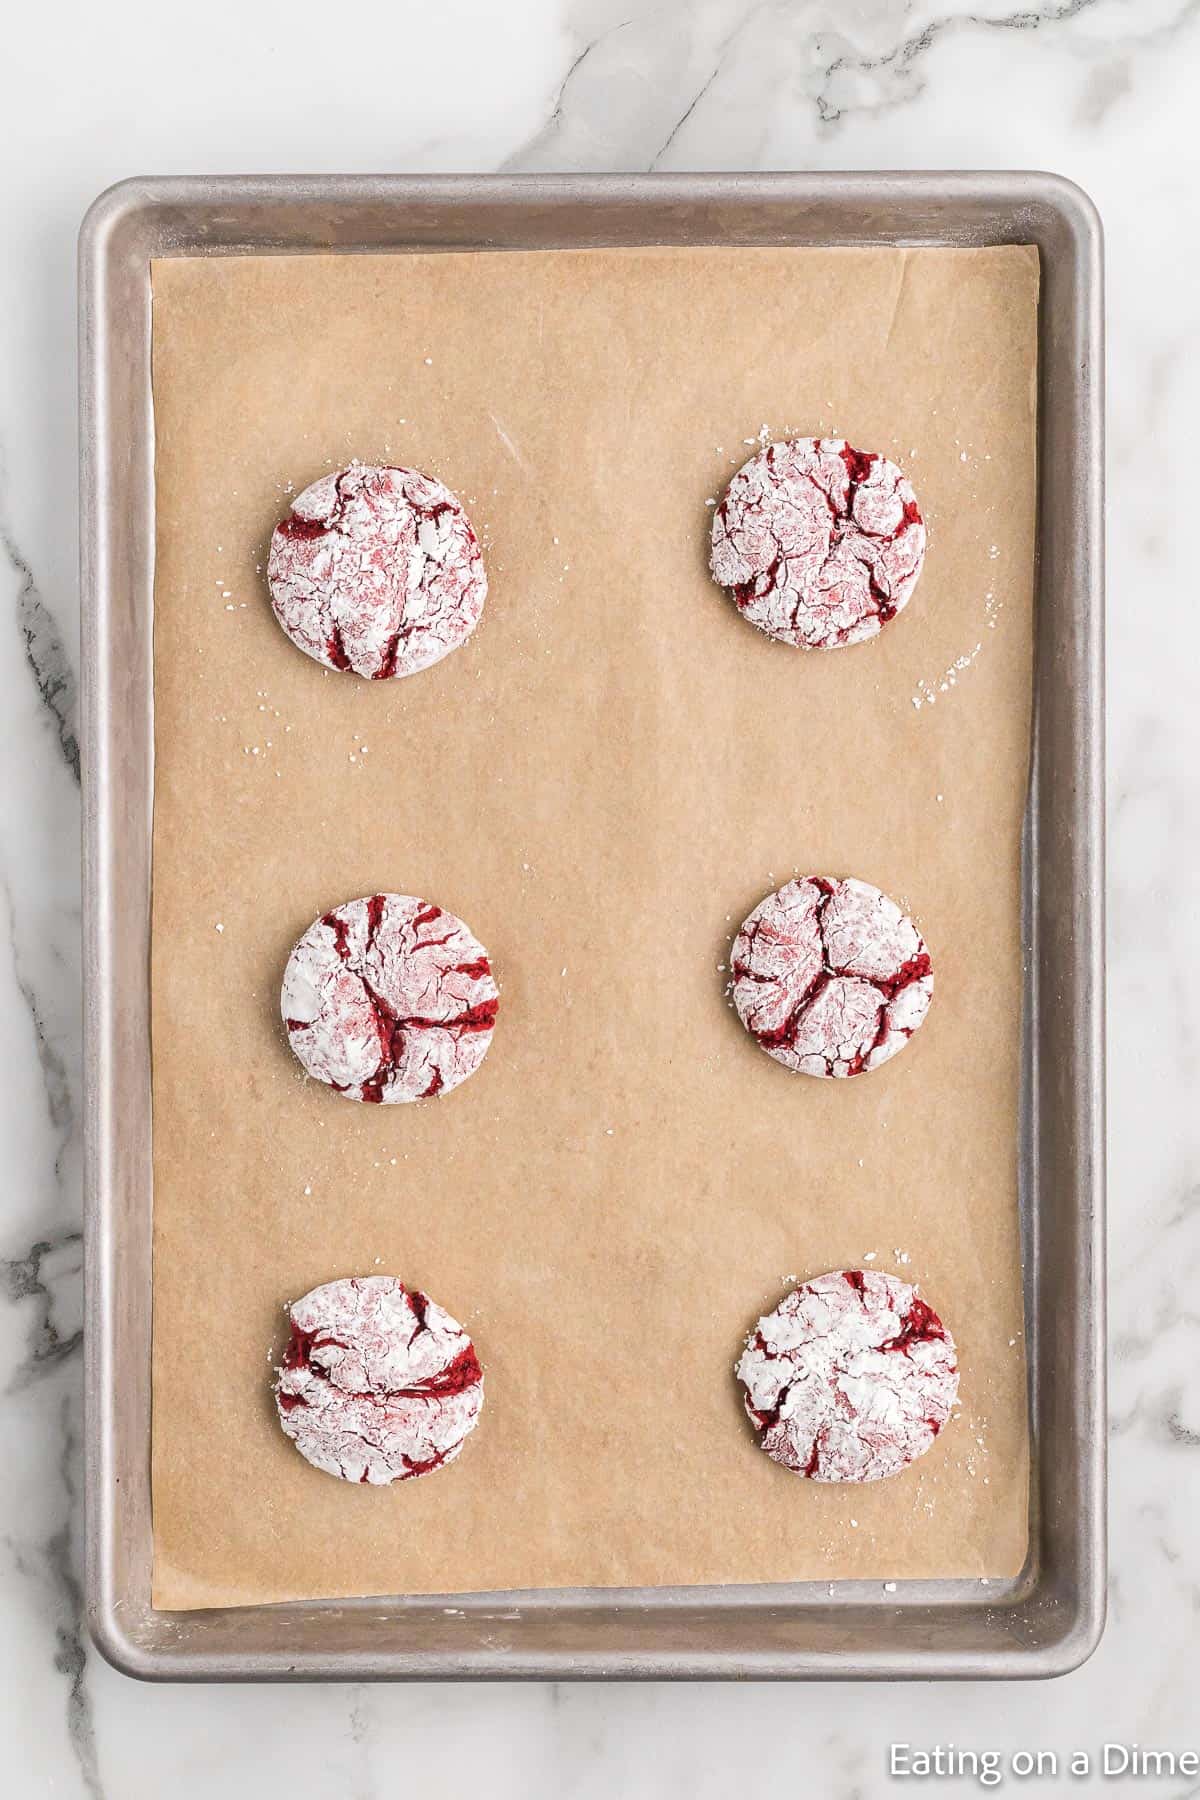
[[81, 170, 1104, 1681]]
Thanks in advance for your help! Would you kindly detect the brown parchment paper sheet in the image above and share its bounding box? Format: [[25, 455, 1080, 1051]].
[[149, 244, 1038, 1609]]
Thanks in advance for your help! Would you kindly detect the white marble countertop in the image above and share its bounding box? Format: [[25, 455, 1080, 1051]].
[[1, 0, 1194, 1792]]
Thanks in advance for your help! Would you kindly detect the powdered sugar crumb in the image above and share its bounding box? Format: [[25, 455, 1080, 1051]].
[[912, 584, 1005, 710]]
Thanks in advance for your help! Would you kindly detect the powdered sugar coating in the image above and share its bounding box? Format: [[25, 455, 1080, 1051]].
[[274, 1276, 483, 1485], [282, 893, 499, 1103], [730, 876, 933, 1079], [267, 463, 486, 678], [710, 438, 925, 648], [737, 1270, 958, 1483]]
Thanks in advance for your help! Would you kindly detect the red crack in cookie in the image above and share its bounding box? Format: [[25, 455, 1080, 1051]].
[[737, 1270, 958, 1482], [710, 438, 925, 648], [274, 1276, 484, 1484], [282, 893, 499, 1103], [730, 876, 932, 1079], [267, 462, 486, 678]]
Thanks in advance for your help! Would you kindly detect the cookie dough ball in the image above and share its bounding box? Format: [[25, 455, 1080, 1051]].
[[737, 1270, 958, 1482], [710, 438, 925, 648], [730, 876, 932, 1079], [275, 1276, 483, 1484], [267, 463, 486, 678], [283, 893, 499, 1103]]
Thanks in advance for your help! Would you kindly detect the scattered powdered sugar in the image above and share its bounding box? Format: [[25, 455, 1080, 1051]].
[[911, 589, 1004, 710], [729, 877, 933, 1079], [736, 1269, 959, 1482], [912, 644, 983, 709], [710, 438, 925, 649], [267, 463, 486, 680], [282, 894, 499, 1104], [274, 1275, 483, 1485]]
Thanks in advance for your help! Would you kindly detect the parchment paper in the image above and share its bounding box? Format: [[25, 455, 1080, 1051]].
[[149, 244, 1038, 1609]]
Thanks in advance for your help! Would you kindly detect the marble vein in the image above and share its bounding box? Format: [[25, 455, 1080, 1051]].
[[1165, 1407, 1200, 1448], [815, 0, 1200, 126], [3, 522, 80, 785], [502, 15, 635, 168], [46, 1398, 103, 1800], [1, 1232, 82, 1391], [3, 1394, 101, 1799], [2, 873, 74, 1142], [649, 0, 767, 167]]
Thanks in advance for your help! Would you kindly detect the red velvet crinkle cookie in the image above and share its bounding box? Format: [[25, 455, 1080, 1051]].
[[710, 438, 925, 648], [275, 1276, 484, 1484], [730, 876, 932, 1079], [267, 462, 486, 678], [737, 1270, 958, 1482], [282, 893, 499, 1103]]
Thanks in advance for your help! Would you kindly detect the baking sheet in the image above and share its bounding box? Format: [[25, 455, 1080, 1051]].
[[149, 243, 1038, 1610]]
